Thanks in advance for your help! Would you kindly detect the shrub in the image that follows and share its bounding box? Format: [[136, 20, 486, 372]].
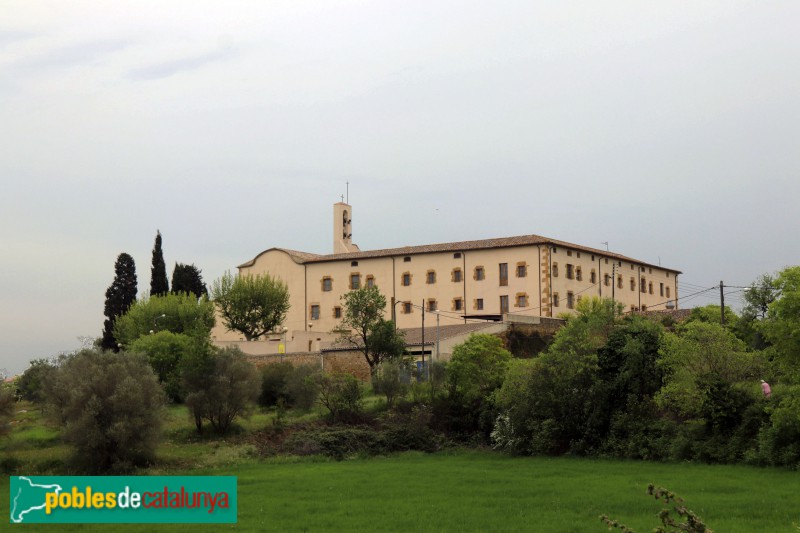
[[259, 361, 293, 407], [380, 405, 442, 452], [372, 360, 408, 409], [317, 373, 363, 423], [184, 346, 260, 435], [16, 359, 57, 404], [283, 427, 380, 460], [0, 382, 14, 438], [129, 331, 193, 402], [283, 364, 321, 410], [44, 349, 165, 473]]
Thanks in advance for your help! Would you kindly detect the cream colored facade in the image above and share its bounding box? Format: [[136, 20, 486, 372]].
[[211, 202, 680, 346]]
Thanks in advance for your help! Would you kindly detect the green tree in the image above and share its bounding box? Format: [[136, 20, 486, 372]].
[[759, 266, 800, 374], [211, 271, 290, 341], [339, 286, 405, 373], [656, 321, 762, 420], [113, 292, 215, 346], [45, 349, 165, 472], [171, 263, 208, 299], [0, 381, 14, 438], [16, 358, 60, 406], [101, 253, 138, 351], [447, 334, 511, 402], [129, 332, 193, 402], [182, 346, 260, 434], [493, 298, 621, 455], [150, 230, 169, 296]]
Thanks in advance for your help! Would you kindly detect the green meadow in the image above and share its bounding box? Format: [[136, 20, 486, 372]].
[[3, 405, 799, 532]]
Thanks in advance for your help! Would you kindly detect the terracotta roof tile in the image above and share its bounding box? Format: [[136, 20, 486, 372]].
[[241, 235, 680, 273]]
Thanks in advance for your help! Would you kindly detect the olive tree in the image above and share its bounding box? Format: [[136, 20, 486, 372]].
[[211, 271, 290, 340], [45, 349, 165, 473]]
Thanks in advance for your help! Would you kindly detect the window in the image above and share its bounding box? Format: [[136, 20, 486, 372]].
[[591, 254, 595, 261], [366, 275, 375, 288], [351, 261, 358, 267], [617, 275, 623, 289], [641, 278, 646, 293], [500, 295, 509, 314], [402, 272, 411, 286], [590, 270, 596, 284], [666, 287, 671, 298], [475, 298, 484, 310], [567, 292, 574, 309], [604, 274, 610, 286], [605, 258, 608, 264], [552, 263, 559, 278], [475, 266, 485, 281], [403, 256, 411, 262], [553, 293, 560, 307], [516, 294, 528, 307], [630, 278, 635, 291], [428, 299, 437, 312], [648, 282, 653, 295], [660, 283, 664, 297], [567, 250, 572, 257], [452, 268, 463, 282], [310, 305, 320, 320], [566, 264, 574, 280], [402, 302, 412, 314], [516, 264, 527, 278], [649, 268, 652, 274], [453, 252, 462, 259], [576, 267, 582, 281], [427, 271, 436, 284], [350, 273, 361, 290], [499, 263, 508, 286], [577, 252, 581, 258], [322, 277, 332, 292], [454, 298, 463, 311], [552, 247, 558, 253], [642, 304, 648, 311], [334, 306, 342, 319]]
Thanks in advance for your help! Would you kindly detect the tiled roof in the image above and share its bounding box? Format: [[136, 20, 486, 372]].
[[400, 323, 498, 345], [241, 235, 681, 273]]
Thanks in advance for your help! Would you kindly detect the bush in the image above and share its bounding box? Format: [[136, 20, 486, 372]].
[[129, 331, 193, 402], [259, 361, 293, 407], [284, 364, 321, 410], [184, 346, 260, 435], [44, 349, 165, 473], [372, 360, 408, 409], [283, 427, 380, 460], [16, 359, 57, 404], [317, 373, 363, 423], [0, 382, 15, 438], [380, 405, 442, 452]]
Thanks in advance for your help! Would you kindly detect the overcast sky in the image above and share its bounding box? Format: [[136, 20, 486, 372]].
[[2, 1, 798, 375]]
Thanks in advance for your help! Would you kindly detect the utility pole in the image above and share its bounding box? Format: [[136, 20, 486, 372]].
[[611, 264, 616, 316], [421, 299, 426, 381], [720, 281, 725, 325]]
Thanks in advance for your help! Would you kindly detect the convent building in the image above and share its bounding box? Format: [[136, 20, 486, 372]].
[[211, 202, 681, 352]]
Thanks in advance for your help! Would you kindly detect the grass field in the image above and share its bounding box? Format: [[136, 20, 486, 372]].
[[3, 404, 799, 531]]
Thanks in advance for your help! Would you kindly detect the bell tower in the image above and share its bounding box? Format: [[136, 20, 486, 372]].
[[333, 202, 360, 254]]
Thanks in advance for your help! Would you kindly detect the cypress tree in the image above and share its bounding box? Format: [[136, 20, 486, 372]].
[[150, 230, 169, 296], [101, 253, 138, 351], [171, 263, 208, 299]]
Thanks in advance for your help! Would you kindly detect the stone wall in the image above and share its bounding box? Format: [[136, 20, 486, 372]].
[[246, 350, 371, 381]]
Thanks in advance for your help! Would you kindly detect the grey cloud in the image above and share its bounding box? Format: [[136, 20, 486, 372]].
[[128, 47, 237, 81], [13, 39, 133, 70], [0, 30, 35, 48]]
